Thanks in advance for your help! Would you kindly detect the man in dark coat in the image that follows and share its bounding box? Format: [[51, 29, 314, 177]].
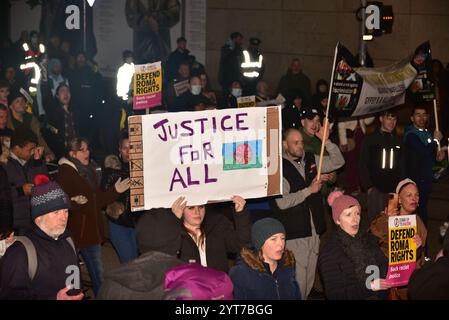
[[359, 109, 406, 223], [218, 32, 244, 97], [2, 128, 48, 235], [277, 58, 312, 107], [404, 105, 445, 225], [166, 37, 192, 82], [0, 175, 83, 300]]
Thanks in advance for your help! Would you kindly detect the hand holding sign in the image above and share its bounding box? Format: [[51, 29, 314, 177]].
[[308, 177, 323, 193], [413, 234, 422, 249], [231, 196, 246, 213], [370, 279, 392, 291], [171, 196, 187, 219], [434, 130, 443, 141]]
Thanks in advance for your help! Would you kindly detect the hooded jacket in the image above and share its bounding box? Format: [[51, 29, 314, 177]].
[[229, 248, 300, 300]]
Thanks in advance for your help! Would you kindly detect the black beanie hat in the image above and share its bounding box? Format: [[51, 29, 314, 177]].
[[251, 218, 286, 251]]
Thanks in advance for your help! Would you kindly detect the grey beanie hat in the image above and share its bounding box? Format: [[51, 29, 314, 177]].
[[251, 218, 286, 251]]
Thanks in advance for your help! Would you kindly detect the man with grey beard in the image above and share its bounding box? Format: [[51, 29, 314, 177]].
[[0, 175, 83, 300]]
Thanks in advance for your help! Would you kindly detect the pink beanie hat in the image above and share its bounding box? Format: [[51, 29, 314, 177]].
[[327, 191, 361, 224]]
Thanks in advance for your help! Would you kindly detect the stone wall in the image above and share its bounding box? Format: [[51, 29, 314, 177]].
[[206, 0, 449, 96]]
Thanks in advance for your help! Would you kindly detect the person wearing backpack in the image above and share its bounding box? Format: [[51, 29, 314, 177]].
[[0, 175, 83, 300], [229, 218, 300, 300]]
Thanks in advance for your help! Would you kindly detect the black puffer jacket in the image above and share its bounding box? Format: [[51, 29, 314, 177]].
[[136, 207, 251, 272]]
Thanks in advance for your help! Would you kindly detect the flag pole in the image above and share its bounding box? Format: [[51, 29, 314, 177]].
[[317, 43, 339, 181], [433, 99, 441, 151]]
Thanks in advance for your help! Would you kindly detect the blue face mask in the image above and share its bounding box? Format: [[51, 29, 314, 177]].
[[231, 88, 242, 98], [191, 85, 202, 95]]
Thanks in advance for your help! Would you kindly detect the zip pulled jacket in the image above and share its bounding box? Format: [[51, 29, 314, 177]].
[[229, 248, 300, 300]]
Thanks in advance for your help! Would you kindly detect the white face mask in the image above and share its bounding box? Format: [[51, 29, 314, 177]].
[[191, 85, 202, 95], [231, 88, 242, 98], [2, 138, 10, 149]]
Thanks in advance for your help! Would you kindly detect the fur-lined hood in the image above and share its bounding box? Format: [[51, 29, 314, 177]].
[[238, 247, 296, 273]]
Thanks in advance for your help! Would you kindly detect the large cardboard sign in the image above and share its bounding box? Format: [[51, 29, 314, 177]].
[[128, 107, 282, 210]]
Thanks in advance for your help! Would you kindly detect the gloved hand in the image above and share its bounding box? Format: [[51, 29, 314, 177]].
[[115, 177, 130, 193], [71, 195, 88, 205]]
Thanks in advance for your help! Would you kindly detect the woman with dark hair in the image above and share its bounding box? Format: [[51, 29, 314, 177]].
[[56, 137, 130, 296], [319, 191, 391, 300], [229, 218, 300, 300], [136, 196, 251, 272]]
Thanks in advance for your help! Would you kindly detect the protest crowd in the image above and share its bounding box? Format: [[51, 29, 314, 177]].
[[0, 28, 449, 301]]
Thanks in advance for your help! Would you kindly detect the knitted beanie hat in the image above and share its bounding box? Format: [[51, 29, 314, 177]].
[[30, 175, 70, 219], [327, 191, 361, 224], [251, 218, 286, 251]]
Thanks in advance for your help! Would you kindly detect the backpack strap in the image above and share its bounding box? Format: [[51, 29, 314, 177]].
[[13, 236, 77, 282], [66, 237, 77, 255], [14, 236, 38, 281]]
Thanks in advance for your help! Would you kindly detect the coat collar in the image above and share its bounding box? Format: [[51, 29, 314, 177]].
[[58, 157, 78, 172], [238, 247, 296, 273]]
